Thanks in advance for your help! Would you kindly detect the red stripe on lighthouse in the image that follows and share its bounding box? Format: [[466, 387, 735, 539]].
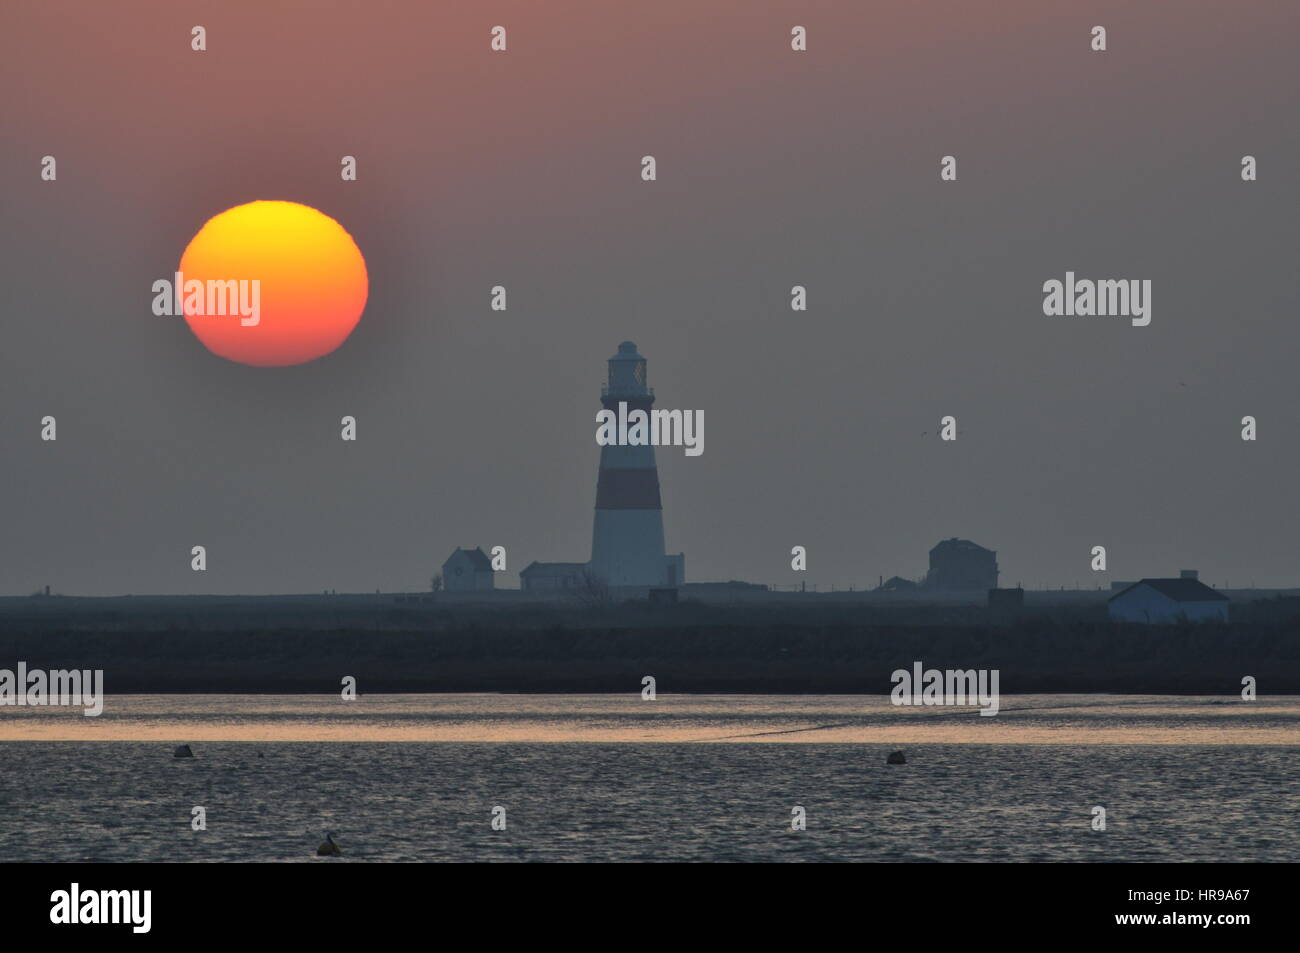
[[595, 468, 662, 509]]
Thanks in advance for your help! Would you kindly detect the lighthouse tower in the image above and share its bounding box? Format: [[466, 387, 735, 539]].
[[589, 342, 678, 587]]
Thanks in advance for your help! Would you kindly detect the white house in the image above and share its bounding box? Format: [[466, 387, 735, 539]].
[[1108, 576, 1229, 624], [441, 547, 495, 592]]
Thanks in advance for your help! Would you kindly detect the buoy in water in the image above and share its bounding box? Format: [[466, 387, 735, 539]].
[[317, 832, 342, 857], [886, 750, 906, 765], [173, 744, 194, 759]]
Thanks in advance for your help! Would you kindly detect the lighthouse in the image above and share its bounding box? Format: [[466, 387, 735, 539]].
[[589, 342, 683, 588]]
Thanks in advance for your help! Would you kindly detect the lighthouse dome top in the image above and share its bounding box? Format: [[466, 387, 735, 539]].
[[603, 340, 651, 398]]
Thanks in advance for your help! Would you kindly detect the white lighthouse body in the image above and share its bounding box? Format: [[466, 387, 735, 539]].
[[589, 342, 676, 587]]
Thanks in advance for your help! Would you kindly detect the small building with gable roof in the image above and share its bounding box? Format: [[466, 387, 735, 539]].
[[442, 547, 495, 592], [1108, 575, 1228, 624]]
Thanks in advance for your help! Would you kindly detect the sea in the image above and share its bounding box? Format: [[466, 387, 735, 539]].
[[0, 694, 1295, 862]]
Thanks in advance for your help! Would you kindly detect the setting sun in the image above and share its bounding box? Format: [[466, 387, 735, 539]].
[[178, 200, 368, 367]]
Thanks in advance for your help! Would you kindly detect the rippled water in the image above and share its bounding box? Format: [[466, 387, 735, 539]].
[[0, 695, 1295, 861]]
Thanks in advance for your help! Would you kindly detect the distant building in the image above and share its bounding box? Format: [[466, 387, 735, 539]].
[[926, 538, 998, 591], [520, 562, 587, 591], [680, 581, 767, 600], [664, 553, 685, 587], [1108, 578, 1229, 624], [877, 576, 919, 593], [442, 547, 495, 592]]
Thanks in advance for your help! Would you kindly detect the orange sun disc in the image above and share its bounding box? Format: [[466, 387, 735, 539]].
[[178, 200, 368, 367]]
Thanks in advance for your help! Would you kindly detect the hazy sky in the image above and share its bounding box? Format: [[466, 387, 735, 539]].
[[2, 1, 1297, 595]]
